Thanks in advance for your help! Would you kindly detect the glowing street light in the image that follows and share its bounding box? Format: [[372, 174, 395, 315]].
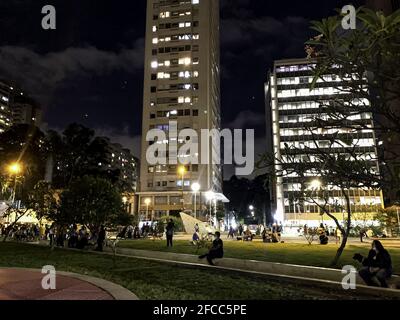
[[249, 205, 254, 211], [191, 182, 200, 219], [310, 179, 322, 190], [8, 162, 22, 205], [8, 163, 22, 175]]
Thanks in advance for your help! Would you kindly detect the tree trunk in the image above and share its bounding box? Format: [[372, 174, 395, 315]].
[[331, 233, 348, 266], [330, 189, 352, 267]]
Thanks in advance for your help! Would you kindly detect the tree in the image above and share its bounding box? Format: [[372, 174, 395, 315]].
[[223, 175, 271, 223], [375, 206, 400, 237], [307, 7, 400, 203], [28, 181, 58, 224], [1, 181, 57, 241], [260, 7, 400, 266], [46, 123, 112, 188], [58, 176, 130, 233], [0, 124, 46, 200]]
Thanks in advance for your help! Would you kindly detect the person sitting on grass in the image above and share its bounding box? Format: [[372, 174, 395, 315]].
[[198, 231, 224, 265], [244, 228, 253, 241], [353, 240, 393, 288]]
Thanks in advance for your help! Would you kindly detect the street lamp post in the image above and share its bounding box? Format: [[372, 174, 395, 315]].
[[205, 191, 214, 225], [396, 206, 400, 237], [178, 166, 186, 211], [8, 163, 22, 206], [191, 182, 200, 220]]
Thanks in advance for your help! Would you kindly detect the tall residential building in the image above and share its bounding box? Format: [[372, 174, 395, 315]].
[[265, 58, 383, 227], [0, 80, 42, 132], [12, 95, 42, 127], [0, 81, 13, 133], [138, 0, 222, 219]]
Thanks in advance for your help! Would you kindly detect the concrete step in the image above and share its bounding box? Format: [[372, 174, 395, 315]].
[[113, 247, 400, 296]]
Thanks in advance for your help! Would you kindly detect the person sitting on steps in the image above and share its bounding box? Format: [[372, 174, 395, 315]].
[[353, 240, 393, 288], [198, 231, 224, 266]]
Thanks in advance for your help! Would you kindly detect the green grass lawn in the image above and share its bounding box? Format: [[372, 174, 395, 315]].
[[117, 239, 400, 273], [0, 242, 389, 300]]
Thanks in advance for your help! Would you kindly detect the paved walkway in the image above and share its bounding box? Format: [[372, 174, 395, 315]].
[[0, 268, 137, 300]]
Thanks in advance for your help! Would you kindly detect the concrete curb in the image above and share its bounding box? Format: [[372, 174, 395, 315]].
[[0, 267, 138, 300], [26, 242, 400, 299]]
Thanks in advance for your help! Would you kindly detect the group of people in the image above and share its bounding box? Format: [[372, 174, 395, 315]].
[[0, 223, 41, 241], [226, 223, 284, 243], [46, 224, 106, 252]]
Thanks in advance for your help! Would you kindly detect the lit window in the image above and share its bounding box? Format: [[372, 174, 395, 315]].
[[179, 57, 191, 65], [185, 22, 191, 27], [152, 38, 158, 44], [184, 84, 191, 90], [164, 60, 170, 67], [192, 0, 199, 4], [178, 97, 184, 103], [193, 71, 199, 77], [152, 26, 157, 32], [160, 11, 170, 18], [185, 97, 191, 103], [151, 61, 158, 68]]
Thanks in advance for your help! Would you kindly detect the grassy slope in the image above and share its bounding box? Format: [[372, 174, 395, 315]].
[[0, 242, 386, 300], [118, 239, 400, 272]]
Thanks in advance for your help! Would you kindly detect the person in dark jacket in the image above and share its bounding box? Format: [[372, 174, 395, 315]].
[[166, 219, 175, 247], [96, 225, 106, 252], [354, 240, 393, 288], [198, 231, 224, 265]]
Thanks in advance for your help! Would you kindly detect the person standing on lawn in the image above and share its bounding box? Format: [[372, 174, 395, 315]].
[[166, 219, 175, 247], [96, 225, 106, 252], [198, 231, 224, 265]]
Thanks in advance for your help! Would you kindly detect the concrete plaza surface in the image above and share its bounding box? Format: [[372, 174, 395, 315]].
[[0, 268, 137, 300]]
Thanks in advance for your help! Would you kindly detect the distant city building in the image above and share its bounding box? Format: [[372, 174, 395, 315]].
[[0, 79, 42, 132], [265, 58, 383, 227], [138, 0, 224, 219], [100, 138, 139, 193], [12, 95, 42, 126], [0, 81, 13, 133]]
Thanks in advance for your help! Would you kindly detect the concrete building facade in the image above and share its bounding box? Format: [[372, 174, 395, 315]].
[[138, 0, 222, 219], [265, 58, 383, 227]]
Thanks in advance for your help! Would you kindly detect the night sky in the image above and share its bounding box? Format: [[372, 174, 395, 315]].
[[0, 0, 364, 178]]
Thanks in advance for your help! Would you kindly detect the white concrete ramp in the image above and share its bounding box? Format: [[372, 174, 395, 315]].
[[179, 212, 216, 235]]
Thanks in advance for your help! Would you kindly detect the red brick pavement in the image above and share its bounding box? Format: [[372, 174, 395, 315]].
[[0, 269, 114, 300]]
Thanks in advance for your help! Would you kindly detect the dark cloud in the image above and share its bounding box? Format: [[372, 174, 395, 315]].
[[94, 126, 142, 159], [0, 38, 144, 106]]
